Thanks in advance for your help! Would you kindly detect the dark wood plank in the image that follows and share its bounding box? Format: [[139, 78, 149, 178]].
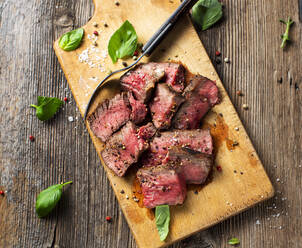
[[0, 0, 301, 247]]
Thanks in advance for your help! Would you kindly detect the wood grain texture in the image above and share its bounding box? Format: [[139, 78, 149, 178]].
[[0, 1, 301, 248]]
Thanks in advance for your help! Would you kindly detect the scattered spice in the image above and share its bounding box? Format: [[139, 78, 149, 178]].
[[106, 216, 112, 222], [0, 190, 4, 196], [115, 1, 120, 6], [233, 170, 237, 173], [242, 104, 248, 110], [92, 41, 97, 46], [29, 135, 35, 142], [126, 195, 129, 199], [122, 61, 128, 67], [236, 90, 242, 96], [295, 83, 299, 90], [93, 22, 98, 27], [215, 50, 221, 56], [224, 57, 230, 63], [93, 31, 99, 36], [216, 165, 222, 172], [232, 141, 239, 147], [104, 23, 108, 28], [235, 127, 239, 131], [240, 172, 244, 175], [228, 238, 240, 245], [215, 58, 221, 64], [277, 77, 283, 84], [133, 50, 139, 56], [64, 97, 68, 102], [133, 56, 138, 60]]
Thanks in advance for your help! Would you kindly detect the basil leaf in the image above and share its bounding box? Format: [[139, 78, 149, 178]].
[[59, 28, 84, 51], [35, 181, 72, 218], [155, 205, 170, 241], [31, 96, 63, 121], [192, 0, 223, 31], [228, 237, 240, 245], [108, 20, 138, 63]]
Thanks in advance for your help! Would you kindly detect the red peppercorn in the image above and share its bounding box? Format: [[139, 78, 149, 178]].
[[64, 97, 68, 102], [29, 135, 35, 142], [106, 216, 112, 222], [216, 165, 222, 172], [215, 51, 221, 56], [133, 50, 139, 56], [0, 190, 4, 195], [93, 31, 99, 36]]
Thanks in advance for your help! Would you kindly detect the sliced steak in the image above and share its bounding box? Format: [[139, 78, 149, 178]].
[[149, 83, 185, 130], [163, 147, 213, 184], [128, 93, 148, 124], [142, 129, 213, 167], [156, 63, 186, 93], [137, 165, 186, 208], [138, 123, 157, 141], [102, 122, 149, 176], [173, 75, 220, 129], [120, 63, 165, 102], [87, 92, 131, 142]]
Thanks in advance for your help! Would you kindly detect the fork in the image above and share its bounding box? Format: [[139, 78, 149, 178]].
[[84, 0, 196, 119]]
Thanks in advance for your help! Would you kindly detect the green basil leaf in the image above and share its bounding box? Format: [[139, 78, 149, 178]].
[[155, 205, 170, 241], [30, 96, 63, 121], [35, 181, 72, 218], [108, 20, 138, 63], [228, 237, 240, 245], [59, 28, 84, 51], [192, 0, 223, 31]]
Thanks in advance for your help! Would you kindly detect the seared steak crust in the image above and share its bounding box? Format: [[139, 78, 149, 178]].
[[120, 63, 165, 102], [87, 92, 131, 142], [142, 129, 213, 167], [102, 122, 149, 176], [173, 75, 220, 129], [149, 83, 185, 130], [163, 146, 213, 184]]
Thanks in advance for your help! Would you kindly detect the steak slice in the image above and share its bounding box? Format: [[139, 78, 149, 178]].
[[137, 123, 157, 141], [120, 63, 165, 102], [142, 129, 213, 167], [128, 93, 148, 124], [102, 122, 149, 176], [163, 147, 213, 184], [137, 165, 186, 208], [156, 63, 186, 93], [149, 83, 185, 130], [87, 92, 131, 142], [173, 75, 220, 130]]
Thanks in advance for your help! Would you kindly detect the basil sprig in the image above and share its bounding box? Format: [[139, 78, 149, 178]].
[[192, 0, 223, 31], [31, 96, 63, 121], [155, 205, 170, 241], [108, 20, 138, 63], [228, 237, 240, 245], [59, 28, 84, 51], [35, 181, 72, 218]]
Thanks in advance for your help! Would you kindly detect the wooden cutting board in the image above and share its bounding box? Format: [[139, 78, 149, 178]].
[[53, 0, 274, 247]]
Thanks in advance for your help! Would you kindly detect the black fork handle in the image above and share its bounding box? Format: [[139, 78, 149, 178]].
[[142, 0, 196, 56]]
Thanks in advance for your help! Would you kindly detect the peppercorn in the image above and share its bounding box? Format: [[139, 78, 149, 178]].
[[64, 97, 68, 102], [243, 104, 249, 110], [106, 216, 112, 222], [215, 58, 221, 64], [216, 165, 222, 172], [236, 90, 242, 96], [93, 31, 99, 36], [122, 62, 128, 67], [93, 22, 98, 27], [0, 190, 4, 195], [29, 135, 35, 142], [104, 23, 108, 28], [215, 51, 221, 56], [115, 1, 120, 6]]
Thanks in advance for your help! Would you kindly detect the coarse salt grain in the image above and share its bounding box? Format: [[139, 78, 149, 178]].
[[68, 116, 74, 122], [255, 220, 261, 225]]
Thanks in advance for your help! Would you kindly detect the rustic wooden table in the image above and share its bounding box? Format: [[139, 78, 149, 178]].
[[1, 0, 301, 247]]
